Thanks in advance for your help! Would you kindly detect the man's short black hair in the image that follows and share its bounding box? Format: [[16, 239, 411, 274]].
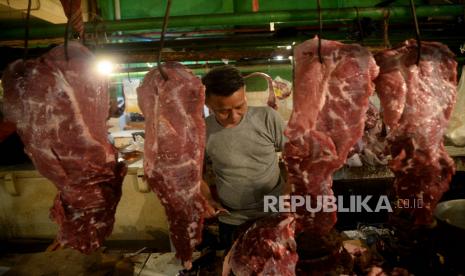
[[201, 65, 245, 97]]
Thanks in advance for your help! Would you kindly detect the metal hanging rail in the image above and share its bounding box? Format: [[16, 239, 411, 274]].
[[0, 5, 462, 41]]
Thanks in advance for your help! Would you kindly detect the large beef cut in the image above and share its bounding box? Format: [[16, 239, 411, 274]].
[[284, 36, 379, 234], [2, 42, 126, 253], [137, 62, 208, 269], [374, 40, 457, 225], [222, 214, 297, 276]]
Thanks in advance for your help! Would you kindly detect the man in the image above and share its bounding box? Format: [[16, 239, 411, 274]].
[[200, 65, 287, 251]]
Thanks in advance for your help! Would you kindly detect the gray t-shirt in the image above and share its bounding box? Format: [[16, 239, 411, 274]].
[[205, 106, 286, 225]]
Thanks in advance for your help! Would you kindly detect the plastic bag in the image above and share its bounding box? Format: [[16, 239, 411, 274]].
[[446, 66, 465, 146], [272, 76, 292, 100]]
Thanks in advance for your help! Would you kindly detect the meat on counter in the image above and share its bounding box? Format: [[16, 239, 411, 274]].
[[223, 214, 297, 276]]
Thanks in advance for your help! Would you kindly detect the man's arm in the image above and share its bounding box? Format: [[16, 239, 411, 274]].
[[201, 179, 229, 218], [266, 107, 287, 152], [267, 108, 291, 194]]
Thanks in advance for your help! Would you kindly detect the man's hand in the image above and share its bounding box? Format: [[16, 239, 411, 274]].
[[205, 199, 230, 219], [201, 179, 230, 218]]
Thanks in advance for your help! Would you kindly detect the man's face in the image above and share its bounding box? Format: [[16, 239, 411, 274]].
[[206, 86, 247, 128]]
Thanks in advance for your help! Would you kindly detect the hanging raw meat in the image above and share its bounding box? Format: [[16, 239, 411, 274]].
[[2, 42, 126, 253], [137, 62, 208, 269], [374, 39, 457, 225], [284, 36, 379, 234]]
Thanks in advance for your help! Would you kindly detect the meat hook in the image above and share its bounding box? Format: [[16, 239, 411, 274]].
[[383, 8, 391, 49], [127, 64, 131, 81], [244, 72, 277, 109], [63, 0, 74, 61], [354, 6, 364, 45], [23, 0, 32, 61], [317, 0, 323, 64], [409, 0, 421, 65], [157, 0, 172, 81]]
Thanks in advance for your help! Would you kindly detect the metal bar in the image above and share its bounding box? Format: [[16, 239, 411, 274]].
[[112, 63, 293, 77], [0, 5, 462, 40], [5, 25, 461, 51], [111, 48, 292, 63], [93, 37, 464, 55]]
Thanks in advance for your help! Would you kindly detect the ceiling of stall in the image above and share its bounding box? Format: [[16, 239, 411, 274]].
[[0, 0, 464, 72], [0, 0, 66, 24]]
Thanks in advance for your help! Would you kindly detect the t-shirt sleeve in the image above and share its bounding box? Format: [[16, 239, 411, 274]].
[[266, 107, 287, 152]]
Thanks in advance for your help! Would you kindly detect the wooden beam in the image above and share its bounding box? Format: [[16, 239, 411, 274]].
[[0, 0, 67, 24]]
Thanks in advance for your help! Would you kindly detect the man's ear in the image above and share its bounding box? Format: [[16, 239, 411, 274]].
[[204, 99, 213, 117]]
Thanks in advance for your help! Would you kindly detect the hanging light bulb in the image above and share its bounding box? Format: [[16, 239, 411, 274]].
[[96, 59, 114, 75]]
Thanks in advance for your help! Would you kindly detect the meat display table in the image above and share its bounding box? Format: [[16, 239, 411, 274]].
[[334, 145, 465, 180]]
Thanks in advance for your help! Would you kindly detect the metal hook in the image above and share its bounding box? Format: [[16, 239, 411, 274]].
[[317, 0, 323, 64], [383, 8, 391, 49], [157, 0, 172, 81], [23, 0, 32, 61], [354, 7, 364, 45], [409, 0, 421, 65], [64, 0, 73, 61], [80, 14, 86, 44]]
